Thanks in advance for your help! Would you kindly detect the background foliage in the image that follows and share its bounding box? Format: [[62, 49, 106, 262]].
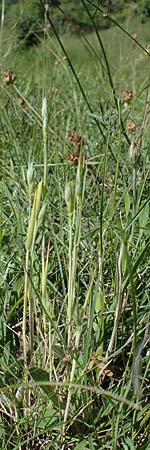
[[1, 0, 150, 47]]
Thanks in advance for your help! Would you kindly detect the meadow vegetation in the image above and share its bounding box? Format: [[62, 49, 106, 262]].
[[0, 1, 150, 449]]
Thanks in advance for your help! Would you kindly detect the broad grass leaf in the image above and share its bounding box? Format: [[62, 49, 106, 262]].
[[37, 406, 59, 429], [74, 440, 88, 450], [13, 276, 24, 293], [0, 314, 6, 342], [29, 367, 59, 408], [95, 293, 101, 313]]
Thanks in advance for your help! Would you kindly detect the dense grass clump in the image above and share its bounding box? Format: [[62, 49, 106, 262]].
[[0, 2, 150, 449]]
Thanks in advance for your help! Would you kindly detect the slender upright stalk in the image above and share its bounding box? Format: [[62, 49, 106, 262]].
[[22, 248, 29, 414], [67, 214, 73, 346], [42, 96, 48, 188], [23, 250, 29, 372]]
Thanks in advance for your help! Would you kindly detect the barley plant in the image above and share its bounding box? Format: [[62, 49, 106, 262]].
[[0, 0, 150, 449]]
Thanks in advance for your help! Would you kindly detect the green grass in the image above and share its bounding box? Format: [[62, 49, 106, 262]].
[[0, 3, 150, 449]]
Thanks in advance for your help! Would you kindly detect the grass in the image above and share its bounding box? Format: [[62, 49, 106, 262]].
[[0, 2, 150, 449]]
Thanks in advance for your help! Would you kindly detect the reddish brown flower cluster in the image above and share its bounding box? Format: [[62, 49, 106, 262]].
[[68, 131, 84, 152], [2, 69, 16, 86], [126, 120, 136, 134], [68, 131, 84, 164], [67, 152, 79, 164], [122, 89, 133, 102]]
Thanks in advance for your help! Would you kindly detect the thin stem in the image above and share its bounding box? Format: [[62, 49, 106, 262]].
[[81, 0, 130, 145]]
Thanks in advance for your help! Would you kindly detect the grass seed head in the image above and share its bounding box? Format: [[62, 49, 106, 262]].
[[129, 140, 138, 162], [42, 96, 48, 132], [65, 181, 74, 215]]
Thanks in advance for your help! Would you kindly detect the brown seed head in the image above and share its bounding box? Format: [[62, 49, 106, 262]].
[[122, 89, 133, 102]]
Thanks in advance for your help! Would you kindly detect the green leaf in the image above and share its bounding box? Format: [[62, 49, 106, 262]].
[[0, 415, 5, 438], [124, 437, 136, 449], [95, 293, 101, 313], [139, 203, 149, 234], [29, 367, 59, 408], [74, 440, 88, 450], [37, 406, 58, 429], [121, 241, 128, 275], [0, 343, 10, 368], [13, 276, 24, 293]]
